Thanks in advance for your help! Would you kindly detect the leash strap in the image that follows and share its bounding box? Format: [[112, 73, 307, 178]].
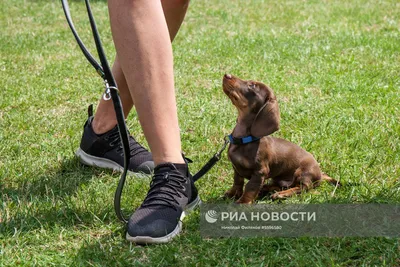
[[61, 0, 104, 78], [61, 0, 130, 223], [192, 137, 229, 182]]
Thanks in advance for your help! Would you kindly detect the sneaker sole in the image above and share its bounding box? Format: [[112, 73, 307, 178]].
[[76, 148, 150, 177], [125, 195, 202, 244]]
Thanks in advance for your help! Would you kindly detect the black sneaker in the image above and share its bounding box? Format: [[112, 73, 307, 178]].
[[126, 163, 200, 244], [76, 108, 154, 174]]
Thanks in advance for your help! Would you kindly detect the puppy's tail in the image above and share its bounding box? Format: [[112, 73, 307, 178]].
[[321, 173, 341, 187]]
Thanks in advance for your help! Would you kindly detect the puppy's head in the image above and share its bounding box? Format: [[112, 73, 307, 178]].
[[223, 74, 280, 137]]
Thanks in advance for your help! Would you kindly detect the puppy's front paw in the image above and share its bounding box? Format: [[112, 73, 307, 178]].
[[235, 199, 252, 204], [271, 192, 286, 200], [224, 189, 235, 199], [235, 194, 254, 204], [224, 188, 242, 200]]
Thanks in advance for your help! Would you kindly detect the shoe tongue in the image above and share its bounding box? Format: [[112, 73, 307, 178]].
[[154, 163, 179, 173], [155, 162, 188, 177], [145, 163, 188, 208]]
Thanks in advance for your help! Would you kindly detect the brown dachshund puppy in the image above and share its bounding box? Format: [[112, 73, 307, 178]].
[[223, 74, 338, 204]]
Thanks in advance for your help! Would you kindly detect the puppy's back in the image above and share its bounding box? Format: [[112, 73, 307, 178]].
[[260, 136, 317, 177]]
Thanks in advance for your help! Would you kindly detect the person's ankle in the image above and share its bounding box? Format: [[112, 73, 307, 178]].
[[91, 116, 117, 135], [154, 157, 185, 167]]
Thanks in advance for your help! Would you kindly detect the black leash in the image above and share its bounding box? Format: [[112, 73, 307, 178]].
[[61, 0, 227, 224], [192, 137, 229, 182], [62, 0, 130, 223]]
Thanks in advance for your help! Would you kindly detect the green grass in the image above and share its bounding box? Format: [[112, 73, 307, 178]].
[[1, 0, 400, 266]]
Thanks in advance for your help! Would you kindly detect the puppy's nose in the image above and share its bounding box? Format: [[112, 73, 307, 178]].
[[224, 74, 232, 79]]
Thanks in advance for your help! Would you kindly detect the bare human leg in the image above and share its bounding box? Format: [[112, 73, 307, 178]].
[[77, 1, 191, 173], [92, 0, 189, 145], [105, 0, 199, 244]]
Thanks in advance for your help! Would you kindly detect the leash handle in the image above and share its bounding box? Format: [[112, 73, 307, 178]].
[[61, 0, 104, 78], [61, 0, 130, 224]]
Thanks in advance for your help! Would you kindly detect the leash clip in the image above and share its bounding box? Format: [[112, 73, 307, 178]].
[[103, 81, 118, 101], [103, 81, 111, 100], [192, 135, 229, 182], [215, 136, 229, 159]]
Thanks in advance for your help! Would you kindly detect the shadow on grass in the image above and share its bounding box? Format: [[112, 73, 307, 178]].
[[72, 208, 202, 266], [70, 228, 142, 266], [71, 229, 152, 266], [2, 157, 92, 197], [72, 208, 400, 266], [1, 156, 119, 234]]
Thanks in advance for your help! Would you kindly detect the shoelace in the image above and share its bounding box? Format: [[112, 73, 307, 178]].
[[141, 170, 188, 210], [108, 129, 148, 157]]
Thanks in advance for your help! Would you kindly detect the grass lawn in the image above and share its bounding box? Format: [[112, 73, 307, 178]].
[[1, 0, 400, 266]]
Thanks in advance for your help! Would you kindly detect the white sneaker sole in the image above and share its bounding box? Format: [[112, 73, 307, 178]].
[[126, 195, 202, 244], [76, 148, 150, 177]]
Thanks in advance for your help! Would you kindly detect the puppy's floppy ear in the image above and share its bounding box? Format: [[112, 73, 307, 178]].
[[250, 96, 280, 137]]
